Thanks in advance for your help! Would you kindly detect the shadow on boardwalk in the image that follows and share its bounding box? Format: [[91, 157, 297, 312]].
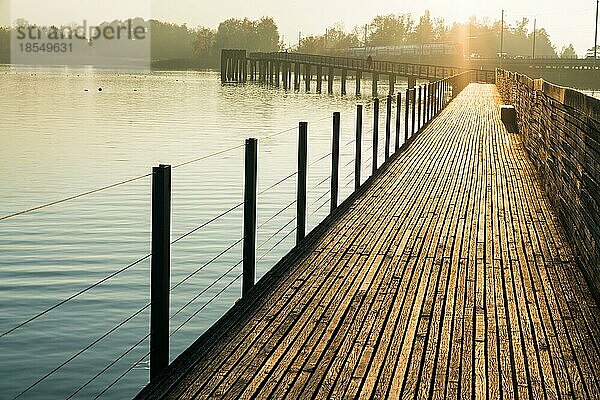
[[138, 84, 600, 399]]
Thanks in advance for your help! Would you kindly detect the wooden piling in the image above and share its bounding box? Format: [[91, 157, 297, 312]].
[[317, 66, 323, 94], [356, 70, 362, 96], [372, 73, 379, 97], [305, 64, 311, 92], [341, 69, 347, 95], [328, 67, 334, 94]]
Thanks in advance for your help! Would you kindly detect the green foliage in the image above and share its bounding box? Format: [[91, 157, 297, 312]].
[[215, 17, 280, 52], [560, 44, 577, 58]]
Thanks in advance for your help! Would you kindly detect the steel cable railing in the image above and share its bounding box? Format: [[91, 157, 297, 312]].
[[0, 253, 151, 339], [12, 301, 152, 399], [66, 332, 151, 399]]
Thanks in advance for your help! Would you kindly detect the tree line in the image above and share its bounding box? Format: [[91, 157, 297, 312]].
[[0, 12, 587, 67]]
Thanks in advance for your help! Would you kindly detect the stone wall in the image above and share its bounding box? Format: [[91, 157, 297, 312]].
[[496, 69, 600, 300]]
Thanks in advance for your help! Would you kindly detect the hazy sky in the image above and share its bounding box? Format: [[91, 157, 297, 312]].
[[2, 0, 598, 55]]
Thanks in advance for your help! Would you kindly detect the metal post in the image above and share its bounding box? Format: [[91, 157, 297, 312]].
[[395, 92, 401, 152], [417, 86, 422, 132], [405, 88, 410, 142], [296, 122, 308, 244], [385, 95, 392, 160], [372, 98, 379, 174], [500, 10, 505, 67], [411, 88, 416, 136], [331, 112, 340, 213], [532, 18, 537, 60], [151, 164, 171, 381], [355, 105, 363, 191], [242, 139, 258, 298], [595, 0, 599, 69]]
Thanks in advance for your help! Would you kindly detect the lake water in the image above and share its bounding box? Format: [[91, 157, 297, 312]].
[[0, 66, 416, 399]]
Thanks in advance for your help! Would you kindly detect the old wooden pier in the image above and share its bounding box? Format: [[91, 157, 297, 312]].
[[221, 50, 495, 96], [136, 55, 600, 399]]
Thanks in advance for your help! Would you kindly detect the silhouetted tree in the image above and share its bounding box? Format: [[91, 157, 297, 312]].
[[560, 44, 577, 58]]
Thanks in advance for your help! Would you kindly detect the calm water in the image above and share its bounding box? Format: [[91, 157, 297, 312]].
[[0, 66, 415, 399]]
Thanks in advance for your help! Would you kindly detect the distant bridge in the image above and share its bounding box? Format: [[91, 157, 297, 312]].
[[221, 50, 495, 96]]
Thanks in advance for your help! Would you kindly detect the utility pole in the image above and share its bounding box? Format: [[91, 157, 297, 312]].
[[364, 24, 368, 49], [298, 31, 302, 48], [500, 9, 505, 64], [532, 18, 537, 59], [595, 0, 599, 68]]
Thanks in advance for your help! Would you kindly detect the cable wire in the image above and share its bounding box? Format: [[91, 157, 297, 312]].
[[170, 272, 243, 338], [0, 253, 151, 339], [12, 302, 151, 399], [0, 173, 152, 222], [170, 237, 244, 292], [257, 171, 297, 197], [256, 217, 296, 252], [66, 332, 151, 400], [170, 202, 243, 245], [257, 199, 297, 231], [170, 259, 243, 322], [93, 350, 150, 399], [308, 152, 331, 167], [256, 227, 297, 264]]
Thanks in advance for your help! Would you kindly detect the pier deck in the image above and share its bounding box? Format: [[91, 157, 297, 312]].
[[138, 84, 600, 399]]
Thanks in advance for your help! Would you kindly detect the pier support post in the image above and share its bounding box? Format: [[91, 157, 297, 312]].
[[385, 95, 392, 160], [355, 105, 363, 190], [373, 98, 379, 174], [151, 164, 171, 381], [395, 92, 401, 152], [408, 76, 416, 89], [331, 112, 340, 213], [294, 62, 301, 91], [269, 61, 274, 85], [296, 122, 308, 244], [372, 73, 379, 97], [316, 66, 323, 93], [305, 64, 311, 92], [328, 67, 334, 94], [356, 70, 362, 96], [389, 74, 396, 95], [341, 69, 347, 95], [242, 139, 258, 298], [274, 62, 280, 88], [405, 88, 410, 142]]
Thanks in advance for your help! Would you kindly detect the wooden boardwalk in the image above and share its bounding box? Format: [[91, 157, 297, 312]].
[[138, 84, 600, 399]]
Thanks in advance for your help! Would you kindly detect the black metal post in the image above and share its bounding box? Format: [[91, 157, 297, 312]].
[[417, 86, 422, 132], [411, 88, 416, 136], [355, 105, 363, 191], [296, 122, 308, 244], [242, 139, 258, 298], [395, 92, 401, 152], [405, 88, 410, 142], [385, 95, 392, 160], [330, 112, 340, 213], [151, 164, 171, 381], [372, 98, 379, 174]]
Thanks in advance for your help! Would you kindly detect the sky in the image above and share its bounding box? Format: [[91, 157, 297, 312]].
[[2, 0, 598, 56]]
